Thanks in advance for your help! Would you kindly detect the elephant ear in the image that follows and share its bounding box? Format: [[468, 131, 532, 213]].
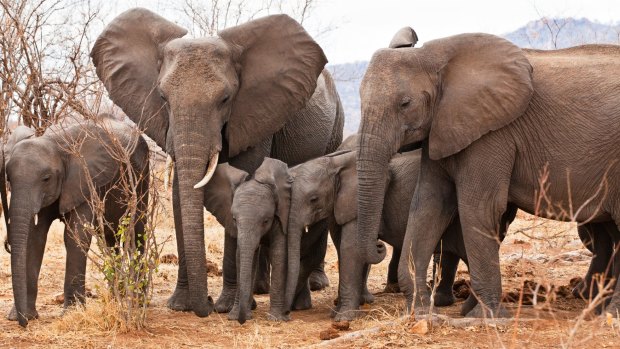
[[253, 158, 292, 234], [331, 151, 358, 225], [219, 14, 327, 157], [4, 126, 35, 164], [55, 124, 120, 214], [203, 163, 249, 235], [90, 8, 187, 149], [389, 27, 418, 48], [427, 33, 533, 160]]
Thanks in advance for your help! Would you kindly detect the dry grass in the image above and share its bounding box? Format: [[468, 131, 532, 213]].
[[1, 207, 619, 348]]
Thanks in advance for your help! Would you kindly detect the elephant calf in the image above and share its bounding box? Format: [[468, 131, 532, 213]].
[[2, 115, 150, 327], [201, 159, 328, 324]]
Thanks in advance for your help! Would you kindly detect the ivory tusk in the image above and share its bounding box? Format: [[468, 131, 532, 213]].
[[305, 225, 309, 233], [164, 155, 173, 191], [34, 214, 38, 226], [194, 152, 219, 189]]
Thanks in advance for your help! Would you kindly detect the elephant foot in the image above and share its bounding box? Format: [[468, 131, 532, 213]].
[[214, 287, 237, 313], [267, 310, 291, 322], [292, 286, 312, 310], [7, 305, 38, 322], [253, 278, 270, 295], [361, 289, 375, 305], [227, 304, 252, 323], [433, 290, 456, 307], [459, 294, 479, 316], [193, 296, 215, 317], [167, 286, 191, 311], [383, 282, 401, 293], [465, 303, 510, 318], [308, 268, 330, 291]]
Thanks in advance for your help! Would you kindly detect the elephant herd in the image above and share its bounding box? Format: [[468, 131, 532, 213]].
[[3, 7, 620, 329]]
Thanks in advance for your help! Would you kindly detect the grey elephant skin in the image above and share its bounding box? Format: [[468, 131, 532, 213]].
[[355, 27, 620, 318], [286, 135, 510, 320], [91, 8, 343, 317], [2, 116, 149, 327]]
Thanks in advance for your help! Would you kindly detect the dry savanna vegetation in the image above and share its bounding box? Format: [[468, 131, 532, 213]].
[[1, 0, 620, 348]]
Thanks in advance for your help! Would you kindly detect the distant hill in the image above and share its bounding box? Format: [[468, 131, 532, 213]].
[[328, 17, 620, 136]]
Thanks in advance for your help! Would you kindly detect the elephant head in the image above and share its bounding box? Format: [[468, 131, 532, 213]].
[[356, 28, 533, 264], [229, 158, 291, 323], [91, 8, 326, 315], [285, 149, 357, 310], [2, 119, 135, 327]]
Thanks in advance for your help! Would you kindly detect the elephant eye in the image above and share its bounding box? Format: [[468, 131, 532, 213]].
[[42, 174, 51, 182], [262, 218, 270, 225], [310, 196, 318, 204], [221, 94, 230, 105], [400, 97, 411, 109], [232, 217, 237, 226]]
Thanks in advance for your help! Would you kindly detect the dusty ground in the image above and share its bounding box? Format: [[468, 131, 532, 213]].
[[1, 204, 619, 348]]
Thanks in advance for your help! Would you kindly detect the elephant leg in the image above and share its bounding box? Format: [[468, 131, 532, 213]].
[[329, 222, 343, 313], [167, 172, 191, 311], [7, 208, 55, 321], [292, 225, 328, 311], [360, 264, 374, 304], [215, 232, 239, 313], [309, 222, 330, 291], [432, 251, 460, 307], [253, 246, 271, 294], [309, 261, 330, 291], [573, 223, 613, 300], [384, 246, 401, 293], [400, 162, 457, 316], [63, 203, 93, 307], [333, 221, 366, 321], [267, 228, 288, 321]]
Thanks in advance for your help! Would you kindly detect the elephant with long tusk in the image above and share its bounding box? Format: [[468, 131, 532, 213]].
[[91, 8, 344, 317]]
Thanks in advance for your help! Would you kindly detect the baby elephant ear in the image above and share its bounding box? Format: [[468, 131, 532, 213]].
[[253, 158, 292, 234], [332, 151, 358, 225], [55, 123, 121, 214], [389, 27, 418, 48], [4, 126, 35, 163], [203, 163, 249, 235]]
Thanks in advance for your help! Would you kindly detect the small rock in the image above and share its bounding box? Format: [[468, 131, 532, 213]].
[[409, 319, 429, 335], [160, 253, 178, 264], [319, 328, 340, 340], [53, 292, 64, 304], [331, 320, 350, 331]]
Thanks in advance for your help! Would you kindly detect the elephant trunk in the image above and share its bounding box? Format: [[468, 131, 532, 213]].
[[237, 234, 260, 324], [9, 201, 33, 327], [284, 214, 303, 311], [356, 119, 396, 265], [173, 112, 220, 317]]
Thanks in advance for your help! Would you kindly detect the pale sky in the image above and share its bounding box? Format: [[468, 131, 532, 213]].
[[105, 0, 620, 64], [309, 0, 620, 63]]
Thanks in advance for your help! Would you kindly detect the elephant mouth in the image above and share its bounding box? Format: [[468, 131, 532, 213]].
[[193, 152, 219, 189]]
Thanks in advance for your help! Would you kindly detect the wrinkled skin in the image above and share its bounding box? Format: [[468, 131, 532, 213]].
[[92, 9, 342, 317], [2, 116, 149, 327], [356, 28, 620, 318]]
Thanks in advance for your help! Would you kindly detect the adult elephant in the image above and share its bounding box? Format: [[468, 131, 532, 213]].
[[356, 28, 620, 318], [91, 8, 342, 317], [2, 116, 149, 327]]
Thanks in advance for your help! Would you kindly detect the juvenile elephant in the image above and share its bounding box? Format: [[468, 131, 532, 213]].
[[200, 159, 323, 324], [92, 8, 342, 316], [2, 115, 149, 327], [356, 27, 620, 317]]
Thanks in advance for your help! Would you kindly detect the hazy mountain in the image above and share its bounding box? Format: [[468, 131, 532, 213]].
[[328, 17, 620, 136]]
